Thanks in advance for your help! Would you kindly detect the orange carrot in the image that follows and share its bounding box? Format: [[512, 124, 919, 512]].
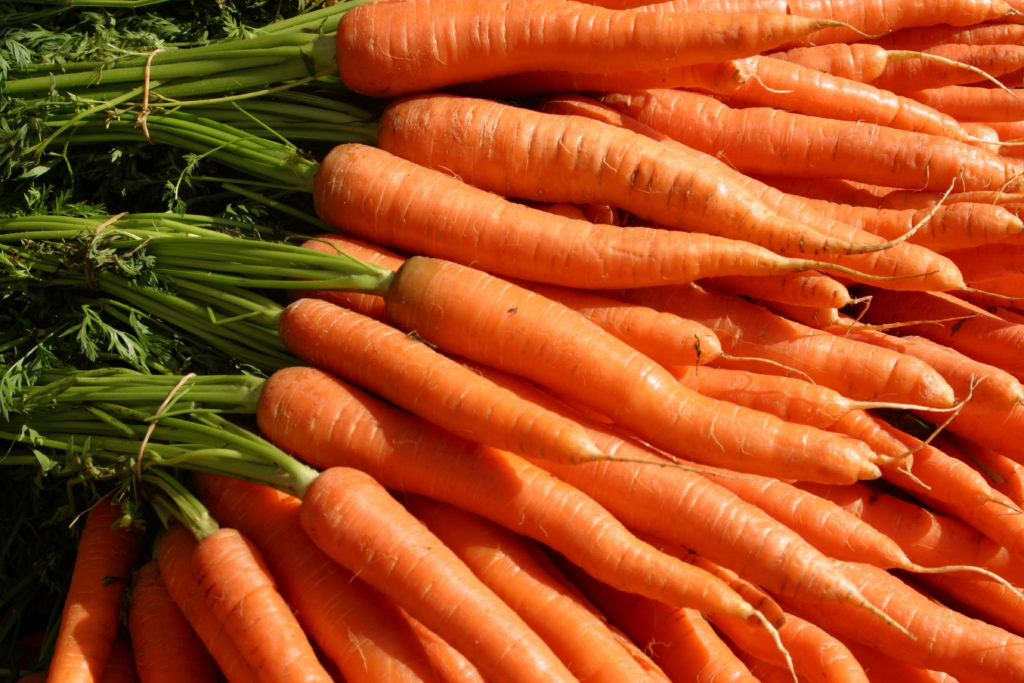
[[191, 472, 441, 683], [277, 296, 606, 465], [336, 0, 851, 96], [127, 561, 218, 683], [47, 493, 143, 683], [872, 43, 1024, 91], [296, 234, 405, 321], [597, 87, 1024, 192], [257, 366, 768, 625], [709, 54, 975, 142], [906, 83, 1024, 122], [776, 560, 1024, 681], [913, 568, 1024, 637], [840, 639, 961, 683], [868, 19, 1024, 50], [615, 282, 957, 408], [97, 627, 136, 683], [401, 615, 486, 683], [937, 430, 1024, 508], [405, 494, 666, 683], [313, 143, 876, 289], [538, 91, 967, 291], [769, 42, 894, 82], [297, 466, 590, 682], [379, 256, 882, 483], [154, 524, 255, 683], [375, 92, 925, 261], [705, 271, 853, 310], [551, 555, 759, 683], [189, 526, 333, 683]]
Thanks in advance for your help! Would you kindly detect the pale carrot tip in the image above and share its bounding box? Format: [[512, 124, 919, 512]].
[[860, 461, 883, 480]]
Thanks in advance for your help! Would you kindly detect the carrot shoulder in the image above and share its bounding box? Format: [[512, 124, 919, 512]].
[[47, 493, 143, 683]]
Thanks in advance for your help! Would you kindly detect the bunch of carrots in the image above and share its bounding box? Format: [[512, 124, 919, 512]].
[[11, 0, 1024, 680]]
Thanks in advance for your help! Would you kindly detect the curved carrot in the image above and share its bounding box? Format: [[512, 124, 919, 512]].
[[154, 524, 255, 683], [191, 472, 441, 683], [313, 143, 870, 290], [705, 271, 853, 310], [47, 493, 143, 683], [405, 494, 664, 683], [539, 92, 966, 292], [616, 283, 957, 409], [776, 560, 1024, 682], [189, 526, 332, 683], [872, 43, 1024, 91], [769, 42, 892, 82], [257, 366, 765, 625], [127, 560, 219, 683], [381, 256, 882, 484], [298, 466, 579, 683], [376, 92, 915, 261], [277, 297, 606, 465], [336, 0, 849, 96], [596, 87, 1024, 193], [551, 556, 759, 683]]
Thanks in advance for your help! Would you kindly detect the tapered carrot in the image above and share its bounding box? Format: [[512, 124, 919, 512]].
[[857, 288, 1024, 381], [464, 360, 908, 631], [914, 567, 1024, 637], [907, 83, 1024, 122], [944, 242, 1024, 291], [127, 560, 218, 683], [615, 282, 957, 408], [336, 0, 852, 96], [257, 366, 769, 626], [405, 494, 666, 683], [47, 492, 143, 683], [550, 555, 759, 683], [375, 92, 928, 261], [775, 560, 1024, 681], [708, 55, 976, 142], [296, 234, 405, 321], [705, 271, 853, 310], [597, 87, 1024, 192], [155, 524, 256, 683], [298, 466, 594, 682], [830, 409, 1024, 560], [937, 430, 1024, 508], [191, 472, 441, 683], [277, 297, 606, 465], [97, 628, 136, 683], [189, 526, 333, 683], [840, 639, 960, 683], [788, 196, 1024, 253], [537, 92, 967, 291], [379, 256, 882, 483], [868, 19, 1024, 50], [769, 42, 894, 82], [401, 615, 486, 683], [872, 43, 1024, 91], [314, 143, 880, 290]]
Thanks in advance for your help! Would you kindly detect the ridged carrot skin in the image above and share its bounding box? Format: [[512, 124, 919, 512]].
[[336, 0, 847, 96]]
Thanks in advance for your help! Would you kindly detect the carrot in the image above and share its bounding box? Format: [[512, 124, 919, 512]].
[[671, 364, 931, 429], [257, 366, 769, 626], [615, 282, 958, 408], [839, 639, 961, 683], [768, 42, 894, 82], [830, 409, 1024, 561], [550, 555, 759, 683], [912, 567, 1024, 637], [857, 288, 1024, 381], [47, 492, 143, 683], [97, 628, 136, 683], [155, 524, 256, 683], [867, 20, 1024, 50], [538, 92, 967, 291], [596, 87, 1024, 193], [191, 472, 441, 683], [704, 271, 853, 310], [335, 0, 852, 97], [375, 92, 931, 262], [404, 494, 666, 683], [516, 280, 722, 369], [297, 465, 589, 683], [188, 526, 333, 683], [871, 43, 1024, 91], [906, 83, 1024, 122], [378, 256, 882, 484], [937, 430, 1024, 507], [277, 296, 606, 465], [313, 143, 880, 290], [775, 560, 1024, 681], [706, 55, 976, 142], [944, 241, 1024, 290], [401, 615, 487, 683], [464, 360, 908, 631], [127, 561, 219, 683], [296, 234, 405, 321]]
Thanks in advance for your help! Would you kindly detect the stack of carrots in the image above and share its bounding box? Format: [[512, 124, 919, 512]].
[[27, 0, 1024, 681]]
